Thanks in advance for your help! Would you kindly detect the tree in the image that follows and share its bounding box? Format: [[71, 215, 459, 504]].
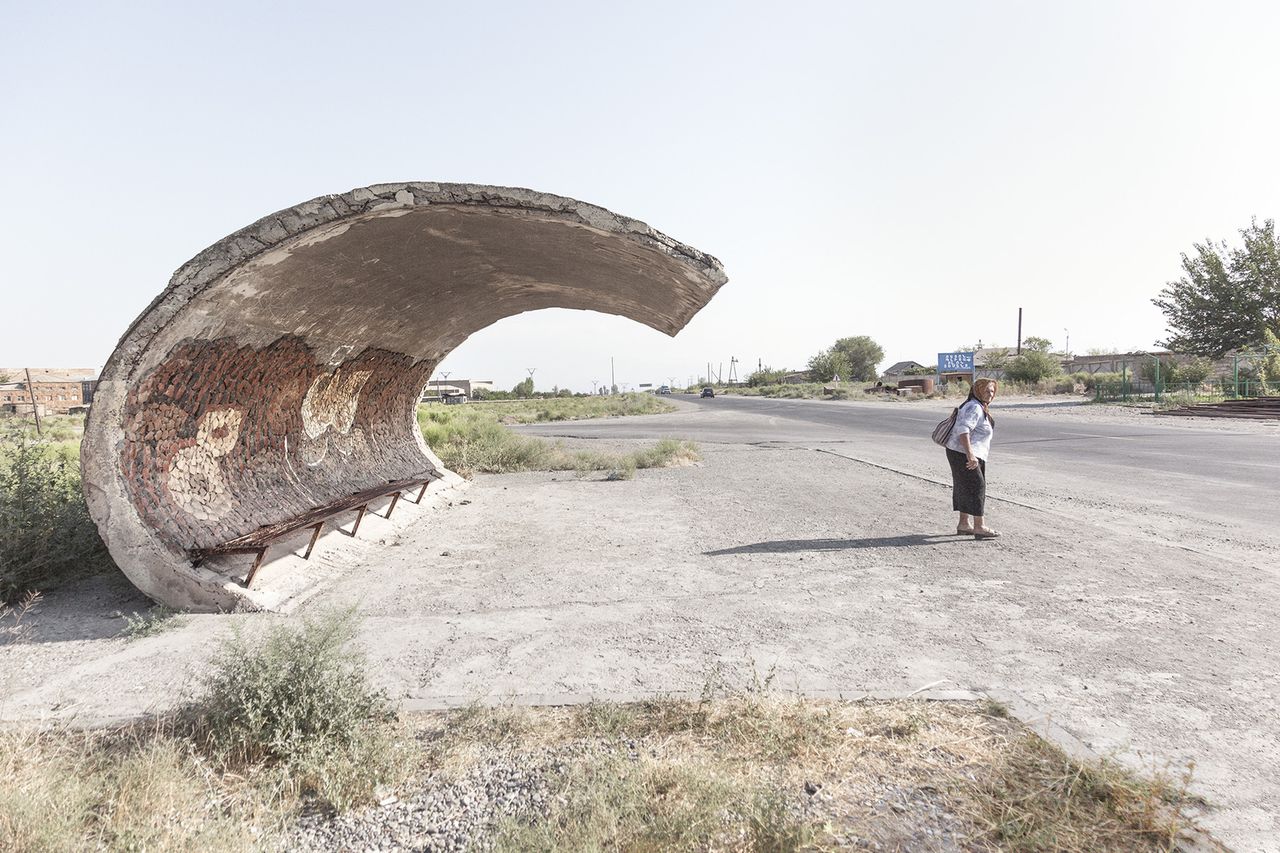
[[747, 366, 789, 387], [1004, 350, 1063, 382], [982, 347, 1011, 369], [1021, 335, 1054, 353], [1137, 355, 1212, 385], [808, 336, 884, 382], [512, 377, 534, 397], [807, 349, 851, 382], [1263, 328, 1280, 382], [1153, 218, 1280, 358], [831, 336, 884, 380]]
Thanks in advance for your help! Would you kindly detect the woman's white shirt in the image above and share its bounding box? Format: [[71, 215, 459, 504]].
[[946, 399, 993, 460]]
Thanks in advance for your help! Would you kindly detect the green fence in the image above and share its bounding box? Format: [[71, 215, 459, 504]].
[[1094, 379, 1280, 404]]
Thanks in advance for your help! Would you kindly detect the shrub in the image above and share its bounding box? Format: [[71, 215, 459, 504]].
[[1003, 350, 1063, 383], [1050, 377, 1078, 394], [746, 366, 789, 387], [1172, 356, 1214, 385], [0, 438, 112, 602], [1074, 371, 1124, 391], [194, 607, 398, 810]]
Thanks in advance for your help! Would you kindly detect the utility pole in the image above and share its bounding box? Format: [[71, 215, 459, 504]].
[[610, 357, 615, 394], [1063, 327, 1070, 358], [434, 370, 451, 398], [1016, 308, 1023, 355], [24, 368, 42, 436], [728, 356, 738, 385]]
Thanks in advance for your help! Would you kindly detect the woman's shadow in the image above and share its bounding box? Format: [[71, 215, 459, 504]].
[[704, 533, 970, 557]]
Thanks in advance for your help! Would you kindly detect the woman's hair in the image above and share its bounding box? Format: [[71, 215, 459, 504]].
[[965, 378, 997, 425]]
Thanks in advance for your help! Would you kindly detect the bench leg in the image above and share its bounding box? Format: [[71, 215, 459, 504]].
[[413, 481, 429, 504], [243, 547, 269, 588], [382, 491, 402, 519], [303, 522, 325, 560], [348, 504, 369, 537]]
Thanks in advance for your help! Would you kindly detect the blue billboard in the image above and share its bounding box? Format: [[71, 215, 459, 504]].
[[937, 351, 975, 373]]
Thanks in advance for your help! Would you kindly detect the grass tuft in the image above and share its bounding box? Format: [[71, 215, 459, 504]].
[[120, 605, 182, 641], [192, 606, 400, 812]]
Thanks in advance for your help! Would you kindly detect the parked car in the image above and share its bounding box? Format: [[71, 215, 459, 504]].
[[700, 386, 715, 398]]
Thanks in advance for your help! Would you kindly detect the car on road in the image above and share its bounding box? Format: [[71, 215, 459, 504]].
[[657, 385, 671, 395], [700, 386, 715, 398]]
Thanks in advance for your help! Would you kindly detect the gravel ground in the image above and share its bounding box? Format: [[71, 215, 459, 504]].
[[283, 720, 985, 852], [288, 744, 565, 852]]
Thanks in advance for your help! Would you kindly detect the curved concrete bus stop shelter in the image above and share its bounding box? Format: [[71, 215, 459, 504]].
[[82, 183, 727, 612]]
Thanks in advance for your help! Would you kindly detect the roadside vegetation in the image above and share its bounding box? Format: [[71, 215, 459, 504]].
[[417, 394, 699, 479], [0, 608, 402, 852], [0, 414, 111, 603], [1, 631, 1207, 851]]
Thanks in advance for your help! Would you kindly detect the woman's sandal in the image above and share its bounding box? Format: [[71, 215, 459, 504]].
[[973, 528, 1001, 540], [956, 525, 975, 535]]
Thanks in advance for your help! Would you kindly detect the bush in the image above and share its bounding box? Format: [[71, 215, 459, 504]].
[[194, 607, 399, 810], [0, 438, 112, 602], [1072, 371, 1124, 391], [1172, 356, 1214, 385], [1003, 350, 1063, 383], [746, 367, 789, 387]]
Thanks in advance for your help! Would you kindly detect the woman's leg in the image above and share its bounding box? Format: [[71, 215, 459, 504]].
[[947, 450, 980, 531], [972, 460, 998, 536]]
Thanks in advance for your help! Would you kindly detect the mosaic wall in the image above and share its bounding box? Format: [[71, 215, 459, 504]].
[[120, 336, 433, 549]]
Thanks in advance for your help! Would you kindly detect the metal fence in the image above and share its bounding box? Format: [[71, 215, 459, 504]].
[[1094, 379, 1280, 404]]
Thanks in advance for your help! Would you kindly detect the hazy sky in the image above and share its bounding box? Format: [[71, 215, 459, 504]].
[[4, 1, 1278, 390]]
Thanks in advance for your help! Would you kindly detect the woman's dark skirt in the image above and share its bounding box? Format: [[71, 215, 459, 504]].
[[946, 448, 986, 516]]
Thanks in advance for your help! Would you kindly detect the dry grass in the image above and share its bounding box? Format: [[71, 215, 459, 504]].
[[0, 721, 280, 852], [0, 690, 1206, 852], [421, 692, 1204, 853], [418, 402, 699, 479], [0, 608, 410, 851]]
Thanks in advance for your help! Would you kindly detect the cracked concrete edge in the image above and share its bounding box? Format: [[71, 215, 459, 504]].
[[100, 182, 728, 385]]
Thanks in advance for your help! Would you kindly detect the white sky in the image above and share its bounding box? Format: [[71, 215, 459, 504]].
[[3, 1, 1278, 391]]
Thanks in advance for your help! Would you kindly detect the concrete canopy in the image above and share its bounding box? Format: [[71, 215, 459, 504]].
[[82, 183, 727, 611]]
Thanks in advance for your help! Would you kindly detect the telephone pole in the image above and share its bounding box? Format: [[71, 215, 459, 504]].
[[24, 368, 42, 436]]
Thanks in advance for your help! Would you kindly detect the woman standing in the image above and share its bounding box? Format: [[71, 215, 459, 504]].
[[945, 378, 1000, 539]]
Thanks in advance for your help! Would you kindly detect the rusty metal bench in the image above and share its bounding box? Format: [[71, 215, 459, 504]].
[[189, 477, 433, 588]]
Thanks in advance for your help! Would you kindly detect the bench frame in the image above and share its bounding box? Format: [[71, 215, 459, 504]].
[[189, 478, 432, 588]]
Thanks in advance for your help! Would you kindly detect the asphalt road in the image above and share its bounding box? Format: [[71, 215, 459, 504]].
[[519, 394, 1280, 569]]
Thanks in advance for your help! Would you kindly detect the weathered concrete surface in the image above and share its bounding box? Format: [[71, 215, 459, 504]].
[[81, 183, 727, 611]]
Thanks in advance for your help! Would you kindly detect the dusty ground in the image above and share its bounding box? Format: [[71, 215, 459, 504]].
[[2, 397, 1277, 849]]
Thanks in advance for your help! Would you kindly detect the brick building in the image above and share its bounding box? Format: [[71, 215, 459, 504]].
[[0, 369, 99, 415]]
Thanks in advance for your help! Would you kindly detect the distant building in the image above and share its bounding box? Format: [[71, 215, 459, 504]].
[[0, 369, 99, 415], [1060, 351, 1172, 377], [881, 360, 927, 383], [420, 378, 495, 400]]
